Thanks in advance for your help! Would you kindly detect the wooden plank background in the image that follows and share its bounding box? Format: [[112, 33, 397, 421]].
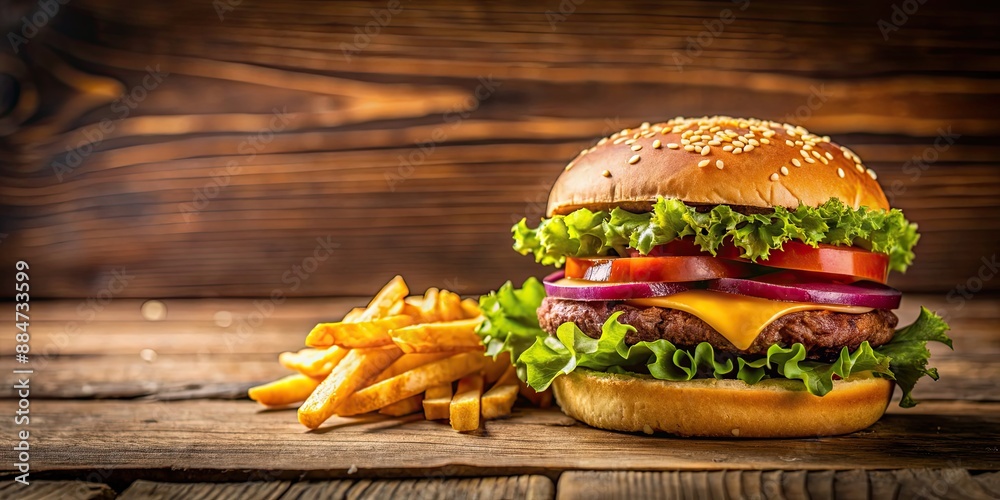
[[1, 0, 999, 298]]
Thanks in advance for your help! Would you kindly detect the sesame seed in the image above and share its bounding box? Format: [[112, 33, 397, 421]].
[[805, 157, 816, 164], [791, 158, 802, 167], [701, 135, 712, 141], [785, 140, 795, 147], [602, 169, 612, 178], [681, 138, 691, 145], [628, 155, 641, 165], [684, 145, 696, 151], [701, 146, 711, 155], [800, 150, 810, 158], [733, 148, 743, 154], [716, 160, 724, 169], [707, 140, 721, 146], [631, 144, 642, 151], [837, 168, 845, 178], [822, 135, 831, 142], [855, 164, 865, 173], [667, 143, 679, 149], [598, 138, 608, 146], [733, 140, 745, 148], [613, 137, 627, 145], [620, 129, 630, 136], [565, 163, 574, 171], [744, 144, 755, 152], [641, 122, 651, 129], [626, 139, 637, 145], [763, 130, 776, 138], [723, 145, 734, 152], [825, 151, 834, 160], [780, 166, 789, 176], [795, 140, 804, 146], [770, 173, 779, 181], [760, 138, 770, 144], [653, 140, 662, 149], [819, 156, 829, 164], [698, 159, 710, 167], [867, 168, 878, 180], [748, 139, 760, 146], [812, 151, 822, 159], [803, 144, 813, 151]]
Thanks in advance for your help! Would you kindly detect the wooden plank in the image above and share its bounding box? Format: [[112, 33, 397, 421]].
[[118, 479, 291, 499], [2, 1, 1000, 298], [555, 470, 1000, 500], [0, 480, 116, 500], [279, 476, 554, 499], [3, 400, 997, 478]]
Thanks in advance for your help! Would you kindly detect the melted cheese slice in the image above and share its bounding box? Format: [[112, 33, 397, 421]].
[[625, 290, 873, 350]]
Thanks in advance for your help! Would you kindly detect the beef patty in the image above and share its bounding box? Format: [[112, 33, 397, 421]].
[[536, 297, 898, 360]]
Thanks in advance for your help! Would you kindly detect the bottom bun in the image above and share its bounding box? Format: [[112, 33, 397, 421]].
[[551, 369, 893, 438]]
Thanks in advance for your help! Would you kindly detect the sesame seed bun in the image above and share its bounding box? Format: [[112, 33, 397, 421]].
[[547, 116, 889, 216], [552, 369, 893, 438]]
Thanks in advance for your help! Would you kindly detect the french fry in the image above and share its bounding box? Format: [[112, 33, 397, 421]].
[[305, 315, 414, 348], [337, 352, 486, 416], [422, 383, 453, 420], [248, 374, 320, 407], [518, 379, 553, 408], [460, 298, 481, 319], [358, 275, 409, 321], [450, 374, 483, 432], [482, 351, 512, 385], [421, 288, 439, 320], [297, 346, 403, 429], [342, 307, 366, 322], [379, 394, 424, 417], [437, 289, 464, 322], [370, 352, 454, 385], [481, 365, 518, 420], [279, 346, 348, 378], [391, 318, 485, 354]]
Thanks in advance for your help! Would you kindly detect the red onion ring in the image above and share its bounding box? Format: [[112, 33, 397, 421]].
[[708, 277, 901, 309], [542, 271, 690, 301]]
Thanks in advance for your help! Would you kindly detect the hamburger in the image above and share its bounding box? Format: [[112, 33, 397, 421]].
[[476, 116, 952, 438]]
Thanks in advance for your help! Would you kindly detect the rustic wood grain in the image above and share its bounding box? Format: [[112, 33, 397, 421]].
[[283, 476, 553, 500], [117, 479, 291, 499], [3, 399, 997, 479], [1, 0, 999, 298], [555, 470, 1000, 500], [0, 480, 116, 500]]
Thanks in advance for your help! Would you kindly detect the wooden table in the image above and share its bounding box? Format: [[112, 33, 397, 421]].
[[2, 294, 998, 499]]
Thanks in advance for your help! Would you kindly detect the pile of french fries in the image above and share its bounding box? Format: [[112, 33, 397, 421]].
[[248, 276, 551, 432]]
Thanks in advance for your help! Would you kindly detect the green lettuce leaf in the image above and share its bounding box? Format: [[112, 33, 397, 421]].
[[512, 197, 919, 273], [477, 280, 952, 406], [874, 307, 953, 408]]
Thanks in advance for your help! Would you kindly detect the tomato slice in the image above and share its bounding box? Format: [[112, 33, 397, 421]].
[[565, 256, 757, 282], [635, 239, 889, 284]]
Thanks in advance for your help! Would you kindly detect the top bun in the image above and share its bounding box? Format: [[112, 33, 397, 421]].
[[547, 116, 889, 216]]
